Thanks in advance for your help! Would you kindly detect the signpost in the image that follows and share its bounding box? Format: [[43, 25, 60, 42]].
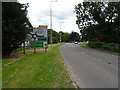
[[30, 41, 47, 48], [27, 25, 48, 53]]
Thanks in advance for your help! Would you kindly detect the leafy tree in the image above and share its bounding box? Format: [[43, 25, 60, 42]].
[[48, 29, 70, 43], [68, 31, 80, 42], [47, 29, 59, 44], [75, 2, 120, 43], [61, 32, 70, 42], [2, 2, 30, 56], [52, 30, 59, 43]]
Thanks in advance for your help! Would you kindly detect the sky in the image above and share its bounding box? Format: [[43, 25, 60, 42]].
[[18, 0, 84, 34]]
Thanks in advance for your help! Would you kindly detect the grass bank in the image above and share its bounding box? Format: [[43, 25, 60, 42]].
[[2, 43, 74, 88]]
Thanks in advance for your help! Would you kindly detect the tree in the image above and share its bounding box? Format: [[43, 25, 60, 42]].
[[2, 2, 30, 56], [47, 29, 59, 44], [68, 31, 80, 42], [75, 2, 120, 43], [48, 29, 70, 43], [61, 32, 70, 42], [52, 30, 59, 43]]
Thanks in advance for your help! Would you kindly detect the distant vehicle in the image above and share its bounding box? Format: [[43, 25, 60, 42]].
[[74, 41, 78, 44]]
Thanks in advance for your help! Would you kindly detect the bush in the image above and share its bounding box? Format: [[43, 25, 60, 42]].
[[113, 44, 120, 52], [101, 43, 112, 50], [88, 42, 103, 48], [101, 43, 120, 52], [88, 42, 120, 53]]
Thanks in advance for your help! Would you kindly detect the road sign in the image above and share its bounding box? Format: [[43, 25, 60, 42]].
[[30, 41, 47, 48], [37, 26, 47, 38], [27, 25, 48, 49], [39, 25, 48, 28]]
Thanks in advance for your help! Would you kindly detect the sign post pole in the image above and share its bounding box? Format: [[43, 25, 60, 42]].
[[23, 41, 26, 54], [33, 38, 36, 54], [34, 48, 36, 53], [45, 47, 47, 52]]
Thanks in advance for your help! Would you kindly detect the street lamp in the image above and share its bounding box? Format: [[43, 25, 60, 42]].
[[59, 21, 64, 43], [50, 0, 58, 46]]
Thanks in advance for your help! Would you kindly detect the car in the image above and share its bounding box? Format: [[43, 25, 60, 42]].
[[74, 41, 78, 44]]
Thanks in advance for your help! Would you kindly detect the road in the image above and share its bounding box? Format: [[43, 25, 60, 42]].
[[59, 43, 118, 88]]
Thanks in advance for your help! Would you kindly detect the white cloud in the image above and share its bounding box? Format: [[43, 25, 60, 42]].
[[18, 0, 83, 34]]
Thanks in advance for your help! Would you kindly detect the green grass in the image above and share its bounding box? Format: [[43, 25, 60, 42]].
[[2, 44, 74, 88], [79, 42, 88, 46]]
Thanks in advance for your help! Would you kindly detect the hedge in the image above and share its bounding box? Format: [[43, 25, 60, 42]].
[[88, 42, 120, 52]]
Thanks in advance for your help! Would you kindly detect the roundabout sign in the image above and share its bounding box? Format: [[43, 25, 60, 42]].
[[27, 25, 48, 52]]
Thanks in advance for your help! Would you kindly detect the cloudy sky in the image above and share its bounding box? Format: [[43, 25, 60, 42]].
[[18, 0, 83, 34]]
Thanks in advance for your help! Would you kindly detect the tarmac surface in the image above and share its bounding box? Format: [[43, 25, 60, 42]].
[[59, 43, 118, 88]]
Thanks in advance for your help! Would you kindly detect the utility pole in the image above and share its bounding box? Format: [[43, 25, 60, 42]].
[[23, 41, 26, 54], [59, 21, 64, 43], [50, 0, 58, 46]]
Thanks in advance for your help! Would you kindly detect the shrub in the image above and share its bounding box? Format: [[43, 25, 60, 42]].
[[88, 42, 120, 53], [101, 43, 111, 50], [88, 42, 103, 48], [113, 44, 120, 52], [101, 43, 120, 52]]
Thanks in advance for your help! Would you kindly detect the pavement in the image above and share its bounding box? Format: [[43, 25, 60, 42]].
[[59, 43, 118, 88]]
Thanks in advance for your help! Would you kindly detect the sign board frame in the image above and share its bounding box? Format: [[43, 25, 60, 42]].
[[28, 25, 48, 50]]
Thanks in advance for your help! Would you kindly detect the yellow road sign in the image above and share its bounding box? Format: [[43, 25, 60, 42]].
[[39, 25, 48, 28]]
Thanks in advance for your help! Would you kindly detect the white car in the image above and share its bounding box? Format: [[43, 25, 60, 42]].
[[74, 41, 78, 44]]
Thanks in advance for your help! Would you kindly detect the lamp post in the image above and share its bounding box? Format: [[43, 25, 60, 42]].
[[59, 21, 64, 43], [50, 0, 58, 46]]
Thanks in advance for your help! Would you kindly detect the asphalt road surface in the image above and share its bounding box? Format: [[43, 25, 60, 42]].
[[59, 43, 118, 88]]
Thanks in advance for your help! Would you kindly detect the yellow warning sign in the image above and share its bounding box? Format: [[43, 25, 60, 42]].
[[39, 25, 48, 28]]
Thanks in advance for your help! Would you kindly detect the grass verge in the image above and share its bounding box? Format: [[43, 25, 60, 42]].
[[2, 43, 74, 88], [79, 42, 88, 46]]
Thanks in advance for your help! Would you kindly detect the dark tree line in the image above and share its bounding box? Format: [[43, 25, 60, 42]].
[[47, 29, 80, 43], [68, 31, 80, 42], [2, 2, 31, 56], [75, 2, 120, 43], [47, 29, 70, 44]]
